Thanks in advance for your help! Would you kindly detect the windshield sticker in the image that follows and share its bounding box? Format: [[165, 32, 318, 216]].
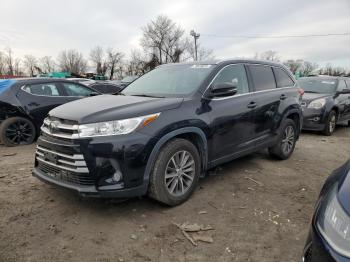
[[321, 81, 335, 84], [190, 65, 212, 69]]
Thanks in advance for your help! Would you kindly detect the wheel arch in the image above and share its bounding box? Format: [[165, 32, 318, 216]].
[[280, 108, 302, 138], [142, 127, 208, 192]]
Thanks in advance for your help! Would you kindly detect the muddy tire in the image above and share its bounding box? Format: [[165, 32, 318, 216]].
[[148, 138, 201, 206], [0, 117, 36, 147]]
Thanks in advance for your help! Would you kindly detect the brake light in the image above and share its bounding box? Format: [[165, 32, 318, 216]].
[[298, 88, 305, 96]]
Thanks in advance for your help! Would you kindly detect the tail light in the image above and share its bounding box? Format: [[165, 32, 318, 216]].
[[298, 88, 305, 96]]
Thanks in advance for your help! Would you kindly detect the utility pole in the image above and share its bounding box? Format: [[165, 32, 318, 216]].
[[190, 30, 200, 61]]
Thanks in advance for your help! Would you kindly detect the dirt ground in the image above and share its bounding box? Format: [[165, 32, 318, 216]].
[[1, 127, 350, 262]]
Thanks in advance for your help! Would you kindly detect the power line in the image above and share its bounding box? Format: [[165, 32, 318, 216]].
[[201, 32, 350, 39]]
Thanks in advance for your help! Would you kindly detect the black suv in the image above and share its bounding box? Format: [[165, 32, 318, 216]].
[[0, 78, 98, 146], [33, 60, 302, 206], [298, 76, 350, 135]]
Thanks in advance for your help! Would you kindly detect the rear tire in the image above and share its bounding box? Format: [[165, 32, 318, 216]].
[[322, 110, 336, 136], [269, 119, 297, 160], [0, 117, 36, 147], [148, 138, 201, 206]]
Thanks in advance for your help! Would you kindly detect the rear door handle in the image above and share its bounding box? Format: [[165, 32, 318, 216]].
[[280, 94, 287, 100], [247, 101, 257, 109]]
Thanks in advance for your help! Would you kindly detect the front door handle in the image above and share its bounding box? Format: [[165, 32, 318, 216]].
[[247, 101, 257, 109], [280, 94, 287, 100]]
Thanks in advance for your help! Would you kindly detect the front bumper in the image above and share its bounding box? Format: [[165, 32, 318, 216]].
[[32, 131, 157, 198], [303, 223, 350, 262], [302, 107, 326, 131]]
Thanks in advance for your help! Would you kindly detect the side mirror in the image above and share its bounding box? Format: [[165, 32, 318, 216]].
[[208, 82, 237, 98]]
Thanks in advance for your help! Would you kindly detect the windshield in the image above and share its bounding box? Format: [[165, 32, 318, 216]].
[[298, 78, 338, 94], [121, 64, 214, 97]]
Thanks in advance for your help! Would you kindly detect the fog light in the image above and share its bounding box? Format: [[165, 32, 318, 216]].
[[112, 170, 123, 182]]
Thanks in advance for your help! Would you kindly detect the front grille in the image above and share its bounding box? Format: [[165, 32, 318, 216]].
[[36, 145, 94, 186], [41, 117, 79, 139]]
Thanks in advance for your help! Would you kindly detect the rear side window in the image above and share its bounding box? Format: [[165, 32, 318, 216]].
[[212, 64, 249, 94], [273, 67, 295, 88], [62, 83, 94, 96], [22, 83, 60, 96], [249, 65, 276, 91], [337, 80, 347, 91]]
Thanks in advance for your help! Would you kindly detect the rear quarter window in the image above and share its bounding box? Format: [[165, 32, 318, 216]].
[[273, 67, 295, 88], [249, 65, 276, 91]]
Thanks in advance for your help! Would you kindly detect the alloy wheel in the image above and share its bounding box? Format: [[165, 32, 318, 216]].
[[164, 150, 195, 197], [5, 120, 34, 145], [329, 115, 336, 133], [281, 125, 295, 155]]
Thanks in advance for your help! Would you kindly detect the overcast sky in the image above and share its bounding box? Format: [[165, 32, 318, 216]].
[[1, 0, 350, 67]]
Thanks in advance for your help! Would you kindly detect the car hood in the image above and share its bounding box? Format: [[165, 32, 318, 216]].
[[302, 93, 331, 102], [337, 160, 350, 215], [49, 94, 184, 124]]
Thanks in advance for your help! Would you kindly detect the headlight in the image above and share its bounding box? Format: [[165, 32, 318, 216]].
[[308, 98, 326, 109], [75, 113, 160, 138], [317, 183, 350, 257]]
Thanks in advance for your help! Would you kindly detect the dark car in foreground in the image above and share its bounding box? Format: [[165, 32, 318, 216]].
[[303, 160, 350, 262], [298, 76, 350, 135], [33, 59, 303, 205], [0, 78, 99, 146]]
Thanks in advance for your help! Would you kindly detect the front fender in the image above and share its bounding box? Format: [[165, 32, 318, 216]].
[[141, 127, 208, 194]]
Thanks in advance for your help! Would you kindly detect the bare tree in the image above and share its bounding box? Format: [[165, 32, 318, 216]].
[[0, 51, 6, 75], [141, 15, 187, 65], [40, 56, 56, 73], [185, 38, 214, 61], [13, 58, 23, 76], [57, 49, 87, 74], [300, 61, 318, 76], [23, 55, 38, 76], [89, 46, 108, 75], [259, 50, 281, 62], [284, 59, 303, 74], [5, 47, 14, 75], [106, 48, 124, 80]]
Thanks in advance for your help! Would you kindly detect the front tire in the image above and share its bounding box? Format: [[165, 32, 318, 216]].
[[0, 117, 36, 147], [269, 119, 297, 160], [322, 110, 336, 136], [148, 138, 201, 206]]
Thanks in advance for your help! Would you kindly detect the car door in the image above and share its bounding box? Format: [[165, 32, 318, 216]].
[[342, 79, 350, 120], [16, 81, 69, 126], [206, 64, 256, 163], [335, 80, 348, 121], [247, 64, 288, 145]]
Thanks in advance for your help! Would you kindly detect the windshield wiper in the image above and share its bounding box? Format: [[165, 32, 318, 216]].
[[131, 94, 165, 98], [304, 91, 318, 93]]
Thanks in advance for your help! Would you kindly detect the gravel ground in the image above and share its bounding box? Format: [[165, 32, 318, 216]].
[[0, 127, 349, 262]]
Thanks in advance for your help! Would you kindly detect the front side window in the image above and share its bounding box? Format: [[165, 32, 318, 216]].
[[298, 78, 338, 94], [122, 64, 214, 97], [249, 65, 277, 91], [62, 83, 94, 96], [22, 83, 60, 96], [212, 64, 249, 94], [273, 67, 295, 88]]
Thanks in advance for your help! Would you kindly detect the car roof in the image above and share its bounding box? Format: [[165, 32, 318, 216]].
[[13, 77, 88, 84], [160, 59, 287, 68], [299, 76, 349, 80]]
